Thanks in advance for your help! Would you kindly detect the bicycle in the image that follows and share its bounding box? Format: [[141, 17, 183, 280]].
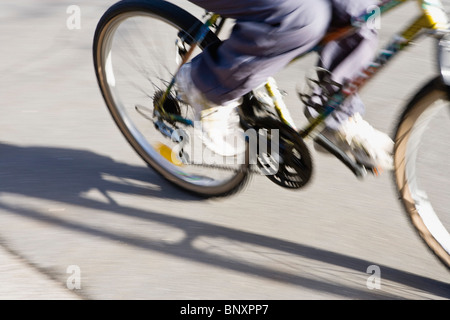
[[93, 0, 450, 269]]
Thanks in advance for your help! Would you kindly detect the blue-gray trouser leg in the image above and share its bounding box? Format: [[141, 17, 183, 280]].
[[309, 26, 378, 129], [187, 0, 378, 129], [188, 0, 332, 104]]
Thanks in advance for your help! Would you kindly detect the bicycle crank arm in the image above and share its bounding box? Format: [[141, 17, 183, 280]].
[[313, 133, 368, 178]]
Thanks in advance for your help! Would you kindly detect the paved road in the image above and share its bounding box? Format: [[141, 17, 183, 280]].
[[0, 0, 449, 300]]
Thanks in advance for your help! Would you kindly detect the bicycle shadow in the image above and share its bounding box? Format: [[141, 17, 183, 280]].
[[0, 142, 448, 299], [0, 142, 201, 203]]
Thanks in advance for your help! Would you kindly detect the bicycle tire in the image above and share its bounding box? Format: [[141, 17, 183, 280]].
[[394, 76, 450, 269], [93, 0, 250, 197]]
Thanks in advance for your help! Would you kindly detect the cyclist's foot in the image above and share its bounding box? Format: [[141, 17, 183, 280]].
[[306, 108, 394, 171], [175, 63, 245, 157]]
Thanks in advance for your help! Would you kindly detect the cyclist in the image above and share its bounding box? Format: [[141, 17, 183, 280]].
[[176, 0, 394, 170]]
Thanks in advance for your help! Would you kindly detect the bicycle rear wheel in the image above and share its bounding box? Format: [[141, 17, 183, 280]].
[[93, 0, 250, 197], [394, 76, 450, 269]]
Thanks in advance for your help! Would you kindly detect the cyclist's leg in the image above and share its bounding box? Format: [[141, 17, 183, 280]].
[[304, 0, 380, 129], [186, 0, 333, 105], [307, 13, 393, 169], [308, 25, 379, 130]]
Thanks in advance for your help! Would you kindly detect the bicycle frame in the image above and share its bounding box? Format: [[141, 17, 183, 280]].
[[159, 0, 450, 174], [196, 1, 449, 131], [292, 0, 450, 139], [249, 0, 449, 177]]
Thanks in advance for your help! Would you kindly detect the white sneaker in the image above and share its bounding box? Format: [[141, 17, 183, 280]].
[[330, 113, 394, 171], [175, 63, 245, 157]]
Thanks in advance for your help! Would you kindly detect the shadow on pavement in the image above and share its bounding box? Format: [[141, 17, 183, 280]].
[[0, 142, 448, 299]]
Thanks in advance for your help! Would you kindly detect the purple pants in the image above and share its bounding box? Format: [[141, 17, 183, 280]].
[[188, 0, 378, 128]]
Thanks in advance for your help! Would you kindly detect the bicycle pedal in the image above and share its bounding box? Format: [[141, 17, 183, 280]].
[[314, 133, 367, 178]]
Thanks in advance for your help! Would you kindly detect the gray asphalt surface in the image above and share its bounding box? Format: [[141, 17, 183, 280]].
[[0, 0, 449, 300]]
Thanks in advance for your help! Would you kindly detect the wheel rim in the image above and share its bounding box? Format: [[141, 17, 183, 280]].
[[95, 11, 248, 194], [395, 86, 450, 263]]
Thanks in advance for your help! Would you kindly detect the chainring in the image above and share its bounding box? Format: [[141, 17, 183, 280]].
[[253, 117, 313, 189]]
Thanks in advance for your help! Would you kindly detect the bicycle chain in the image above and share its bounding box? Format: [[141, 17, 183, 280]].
[[181, 159, 263, 175]]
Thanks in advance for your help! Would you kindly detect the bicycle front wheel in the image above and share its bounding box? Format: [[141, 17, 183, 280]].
[[93, 0, 250, 197], [394, 76, 450, 269]]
